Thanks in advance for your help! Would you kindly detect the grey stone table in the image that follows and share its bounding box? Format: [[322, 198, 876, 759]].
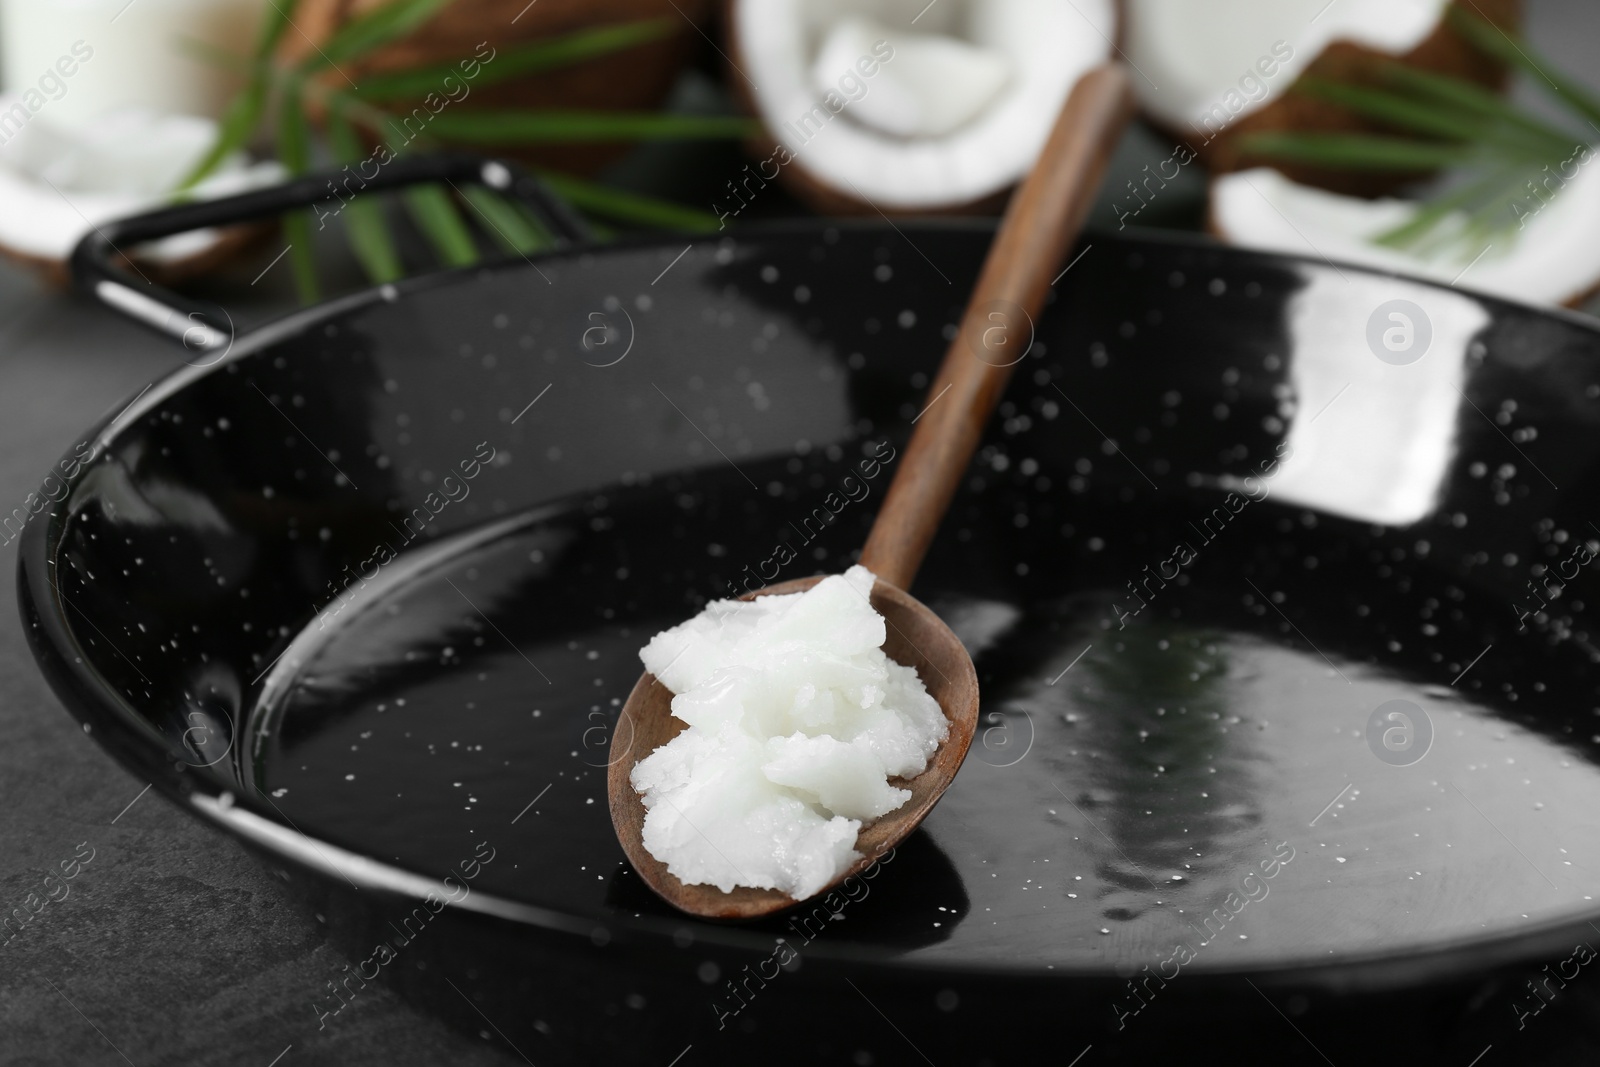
[[1, 2, 1597, 1063]]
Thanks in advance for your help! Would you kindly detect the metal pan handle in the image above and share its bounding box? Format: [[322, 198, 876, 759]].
[[69, 154, 593, 353]]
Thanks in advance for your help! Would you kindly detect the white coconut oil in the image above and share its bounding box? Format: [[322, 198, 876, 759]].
[[631, 566, 946, 899]]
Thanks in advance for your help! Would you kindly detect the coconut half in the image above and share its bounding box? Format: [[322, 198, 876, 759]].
[[1123, 0, 1520, 194], [727, 0, 1116, 214], [1210, 166, 1600, 308], [0, 102, 283, 284]]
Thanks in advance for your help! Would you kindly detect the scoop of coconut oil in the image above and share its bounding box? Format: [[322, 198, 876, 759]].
[[630, 566, 946, 898]]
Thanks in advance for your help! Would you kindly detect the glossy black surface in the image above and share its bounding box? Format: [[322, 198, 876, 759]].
[[22, 224, 1600, 1063]]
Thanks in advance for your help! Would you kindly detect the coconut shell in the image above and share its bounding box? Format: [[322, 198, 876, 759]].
[[1, 221, 273, 291], [284, 0, 713, 175], [1148, 0, 1521, 197]]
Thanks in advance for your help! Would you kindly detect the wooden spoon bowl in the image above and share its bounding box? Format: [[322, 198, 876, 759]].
[[607, 575, 979, 920]]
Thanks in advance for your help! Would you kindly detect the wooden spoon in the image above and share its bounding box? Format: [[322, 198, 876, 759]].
[[609, 65, 1136, 919]]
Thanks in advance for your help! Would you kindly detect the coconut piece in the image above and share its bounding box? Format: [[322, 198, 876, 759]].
[[0, 102, 283, 284], [1209, 165, 1600, 308], [283, 0, 713, 176], [727, 0, 1115, 215], [1124, 0, 1520, 195]]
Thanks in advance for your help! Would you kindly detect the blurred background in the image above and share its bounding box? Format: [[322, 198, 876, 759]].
[[2, 0, 1597, 325]]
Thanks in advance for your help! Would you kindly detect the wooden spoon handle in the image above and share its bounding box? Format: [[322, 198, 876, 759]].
[[858, 64, 1135, 591]]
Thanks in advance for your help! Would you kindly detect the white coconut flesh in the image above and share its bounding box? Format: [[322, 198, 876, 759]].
[[1211, 166, 1600, 307], [1124, 0, 1449, 136], [0, 102, 283, 265], [813, 17, 1011, 139], [733, 0, 1114, 210]]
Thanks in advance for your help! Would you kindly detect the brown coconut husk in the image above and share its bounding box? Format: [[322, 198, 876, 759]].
[[1156, 0, 1522, 197], [3, 221, 273, 290], [719, 0, 1041, 217], [284, 0, 714, 175]]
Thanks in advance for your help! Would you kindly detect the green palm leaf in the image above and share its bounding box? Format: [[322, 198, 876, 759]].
[[425, 110, 757, 143], [366, 110, 482, 268], [405, 184, 480, 268], [327, 111, 404, 283], [455, 184, 549, 254], [276, 80, 321, 303], [178, 0, 301, 190], [1372, 167, 1517, 249], [1375, 62, 1584, 153], [1445, 7, 1600, 129], [1239, 132, 1476, 170], [534, 170, 721, 231], [1297, 78, 1489, 141], [354, 18, 675, 101], [311, 0, 457, 70]]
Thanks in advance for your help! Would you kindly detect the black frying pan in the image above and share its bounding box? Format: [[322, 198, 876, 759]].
[[21, 154, 1600, 1065]]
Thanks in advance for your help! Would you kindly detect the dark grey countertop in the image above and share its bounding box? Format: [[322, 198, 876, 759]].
[[1, 2, 1596, 1064]]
